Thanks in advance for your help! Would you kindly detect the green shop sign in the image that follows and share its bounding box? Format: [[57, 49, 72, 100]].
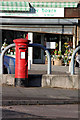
[[0, 7, 64, 17]]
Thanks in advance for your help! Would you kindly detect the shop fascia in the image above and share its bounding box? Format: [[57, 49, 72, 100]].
[[0, 7, 64, 17]]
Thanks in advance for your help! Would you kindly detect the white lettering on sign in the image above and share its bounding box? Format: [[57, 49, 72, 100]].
[[0, 8, 64, 17]]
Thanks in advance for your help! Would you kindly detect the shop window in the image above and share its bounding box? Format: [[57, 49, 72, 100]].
[[33, 33, 41, 59], [44, 33, 59, 55], [14, 31, 27, 39], [62, 35, 73, 54]]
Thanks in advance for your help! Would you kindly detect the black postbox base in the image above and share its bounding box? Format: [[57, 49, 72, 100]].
[[15, 78, 28, 87]]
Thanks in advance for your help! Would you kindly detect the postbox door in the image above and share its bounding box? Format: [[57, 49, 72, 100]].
[[16, 48, 28, 78]]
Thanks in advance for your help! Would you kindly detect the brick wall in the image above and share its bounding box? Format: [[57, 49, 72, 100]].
[[65, 8, 80, 18]]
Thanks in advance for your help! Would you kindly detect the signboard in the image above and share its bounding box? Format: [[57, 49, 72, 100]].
[[20, 52, 25, 59], [46, 42, 56, 49], [50, 42, 56, 49], [0, 8, 64, 17]]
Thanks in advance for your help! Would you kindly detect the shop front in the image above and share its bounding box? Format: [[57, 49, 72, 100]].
[[0, 1, 79, 64]]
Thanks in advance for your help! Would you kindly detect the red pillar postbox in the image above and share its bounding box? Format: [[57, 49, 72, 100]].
[[13, 38, 30, 87]]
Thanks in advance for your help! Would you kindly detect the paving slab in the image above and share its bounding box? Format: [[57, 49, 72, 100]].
[[29, 64, 79, 75]]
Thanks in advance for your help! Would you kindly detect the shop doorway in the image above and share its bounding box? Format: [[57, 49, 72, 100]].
[[33, 33, 44, 63]]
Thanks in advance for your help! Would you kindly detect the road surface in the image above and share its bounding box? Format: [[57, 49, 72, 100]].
[[2, 104, 79, 119]]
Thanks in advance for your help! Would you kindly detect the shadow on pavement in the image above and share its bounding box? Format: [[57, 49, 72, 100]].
[[28, 74, 42, 87]]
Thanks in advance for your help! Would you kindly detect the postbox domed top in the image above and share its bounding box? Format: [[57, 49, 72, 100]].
[[13, 38, 30, 43]]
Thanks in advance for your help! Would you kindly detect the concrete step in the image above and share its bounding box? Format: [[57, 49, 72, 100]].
[[0, 73, 80, 89]]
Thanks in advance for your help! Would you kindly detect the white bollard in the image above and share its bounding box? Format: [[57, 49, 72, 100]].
[[69, 62, 71, 73], [28, 60, 31, 70]]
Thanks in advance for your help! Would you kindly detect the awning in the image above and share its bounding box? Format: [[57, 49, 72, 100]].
[[0, 1, 30, 11], [0, 18, 78, 25], [30, 2, 78, 8], [0, 24, 75, 35]]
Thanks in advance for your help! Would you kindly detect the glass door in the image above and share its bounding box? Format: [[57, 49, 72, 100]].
[[33, 33, 44, 63]]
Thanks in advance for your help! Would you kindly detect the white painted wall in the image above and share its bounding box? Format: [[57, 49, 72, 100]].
[[59, 35, 61, 51], [28, 32, 33, 64]]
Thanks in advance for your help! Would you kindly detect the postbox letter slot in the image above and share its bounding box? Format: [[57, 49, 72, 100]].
[[19, 48, 26, 49]]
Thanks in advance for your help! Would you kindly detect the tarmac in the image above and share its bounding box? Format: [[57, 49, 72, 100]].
[[1, 64, 80, 106], [2, 86, 79, 106]]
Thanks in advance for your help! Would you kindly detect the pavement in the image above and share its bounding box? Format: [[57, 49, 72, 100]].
[[1, 64, 80, 106], [29, 64, 69, 75], [28, 64, 79, 75]]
